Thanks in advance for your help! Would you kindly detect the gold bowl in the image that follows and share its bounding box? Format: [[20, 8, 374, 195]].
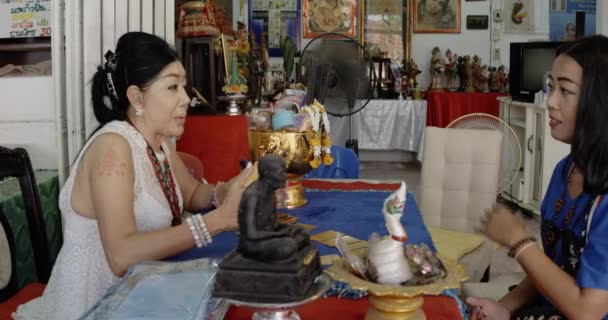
[[412, 89, 425, 100], [248, 129, 315, 208], [326, 257, 468, 320]]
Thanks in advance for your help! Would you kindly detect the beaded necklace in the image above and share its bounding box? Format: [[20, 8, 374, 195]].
[[544, 163, 593, 260], [146, 144, 182, 226]]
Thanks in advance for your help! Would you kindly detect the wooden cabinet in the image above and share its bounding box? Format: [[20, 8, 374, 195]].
[[180, 36, 225, 111], [498, 96, 569, 214]]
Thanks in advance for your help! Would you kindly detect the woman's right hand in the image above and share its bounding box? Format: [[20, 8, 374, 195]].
[[216, 163, 253, 231], [466, 297, 511, 320]]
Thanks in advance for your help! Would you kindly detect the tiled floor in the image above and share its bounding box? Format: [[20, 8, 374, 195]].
[[359, 161, 541, 281]]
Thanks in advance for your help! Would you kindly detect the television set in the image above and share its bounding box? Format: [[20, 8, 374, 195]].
[[509, 41, 563, 103]]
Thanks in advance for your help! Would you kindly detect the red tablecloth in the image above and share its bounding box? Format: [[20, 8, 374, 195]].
[[426, 91, 507, 127], [225, 294, 462, 320], [176, 115, 250, 183]]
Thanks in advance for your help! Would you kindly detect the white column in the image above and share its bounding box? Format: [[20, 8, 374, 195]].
[[598, 1, 608, 36]]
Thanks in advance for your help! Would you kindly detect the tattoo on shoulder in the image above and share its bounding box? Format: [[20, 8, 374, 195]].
[[97, 147, 128, 177]]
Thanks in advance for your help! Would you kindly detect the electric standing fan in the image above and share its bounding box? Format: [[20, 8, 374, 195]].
[[447, 113, 522, 194], [298, 32, 376, 154]]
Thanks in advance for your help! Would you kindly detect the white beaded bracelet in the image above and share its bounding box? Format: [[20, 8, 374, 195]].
[[186, 217, 204, 248], [195, 214, 213, 245]]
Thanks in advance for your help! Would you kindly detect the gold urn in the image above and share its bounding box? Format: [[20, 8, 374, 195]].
[[176, 1, 220, 38], [248, 129, 315, 208]]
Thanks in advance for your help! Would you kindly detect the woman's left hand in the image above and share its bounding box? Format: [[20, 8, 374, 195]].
[[478, 205, 529, 248]]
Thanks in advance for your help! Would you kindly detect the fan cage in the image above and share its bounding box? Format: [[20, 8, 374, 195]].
[[447, 113, 522, 195], [298, 32, 375, 118]]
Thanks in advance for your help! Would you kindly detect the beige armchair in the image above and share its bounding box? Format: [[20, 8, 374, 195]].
[[418, 127, 502, 282]]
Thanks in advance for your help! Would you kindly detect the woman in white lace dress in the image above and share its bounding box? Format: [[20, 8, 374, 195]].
[[13, 32, 253, 320]]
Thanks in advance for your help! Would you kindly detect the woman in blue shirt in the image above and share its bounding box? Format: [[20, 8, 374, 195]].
[[467, 35, 608, 319]]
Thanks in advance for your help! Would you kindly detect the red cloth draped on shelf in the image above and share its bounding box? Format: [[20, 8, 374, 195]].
[[176, 115, 250, 184], [426, 91, 507, 127]]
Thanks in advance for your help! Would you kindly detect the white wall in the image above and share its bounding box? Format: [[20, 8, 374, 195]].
[[1, 0, 175, 173], [234, 0, 552, 88], [414, 0, 549, 88], [0, 76, 56, 169], [413, 1, 491, 88], [598, 0, 608, 35], [62, 0, 175, 168]]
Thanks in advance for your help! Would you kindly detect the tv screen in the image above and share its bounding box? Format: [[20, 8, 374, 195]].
[[522, 48, 557, 91], [510, 41, 562, 102]]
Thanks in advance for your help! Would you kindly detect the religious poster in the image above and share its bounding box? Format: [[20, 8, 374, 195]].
[[303, 0, 357, 38], [249, 0, 300, 57], [503, 0, 534, 33], [0, 0, 51, 39], [549, 0, 596, 41], [364, 0, 405, 62], [413, 0, 461, 33]]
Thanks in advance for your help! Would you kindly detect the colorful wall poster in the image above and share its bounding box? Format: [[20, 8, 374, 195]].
[[0, 0, 52, 39], [549, 0, 595, 41], [249, 0, 300, 57]]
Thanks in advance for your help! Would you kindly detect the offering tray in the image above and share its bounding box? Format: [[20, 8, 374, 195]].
[[326, 257, 467, 320], [219, 94, 246, 116], [222, 272, 332, 320]]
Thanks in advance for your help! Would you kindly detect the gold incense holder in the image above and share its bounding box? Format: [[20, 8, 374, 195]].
[[326, 257, 468, 320], [248, 129, 314, 208]]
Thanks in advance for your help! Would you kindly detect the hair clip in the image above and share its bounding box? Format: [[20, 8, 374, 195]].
[[102, 50, 119, 101], [105, 72, 119, 101], [104, 50, 118, 72]]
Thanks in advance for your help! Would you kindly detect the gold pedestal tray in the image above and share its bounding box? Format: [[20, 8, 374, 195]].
[[275, 174, 308, 208], [248, 130, 315, 208], [326, 257, 468, 320]]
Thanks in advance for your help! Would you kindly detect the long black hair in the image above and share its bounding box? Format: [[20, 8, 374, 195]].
[[557, 35, 608, 195], [91, 32, 180, 131]]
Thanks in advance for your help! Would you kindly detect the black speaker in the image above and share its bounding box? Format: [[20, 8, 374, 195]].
[[575, 11, 586, 39]]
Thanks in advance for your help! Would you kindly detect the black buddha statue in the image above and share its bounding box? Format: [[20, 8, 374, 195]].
[[213, 155, 321, 303]]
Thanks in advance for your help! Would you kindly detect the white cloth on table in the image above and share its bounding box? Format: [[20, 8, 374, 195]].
[[13, 121, 182, 320], [328, 99, 427, 161]]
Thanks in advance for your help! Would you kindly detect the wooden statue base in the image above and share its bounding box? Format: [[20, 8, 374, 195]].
[[214, 244, 321, 303]]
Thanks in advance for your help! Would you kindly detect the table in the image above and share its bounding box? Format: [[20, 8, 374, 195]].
[[176, 115, 250, 184], [426, 91, 507, 127], [172, 180, 434, 260], [0, 170, 62, 289], [172, 179, 463, 320], [329, 99, 427, 161]]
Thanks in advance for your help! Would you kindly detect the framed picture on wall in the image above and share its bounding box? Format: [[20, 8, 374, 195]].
[[362, 0, 411, 62], [248, 0, 300, 57], [303, 0, 357, 38], [413, 0, 461, 33]]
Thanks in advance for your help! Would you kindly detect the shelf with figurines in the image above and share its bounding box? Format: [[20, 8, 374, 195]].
[[428, 46, 509, 94]]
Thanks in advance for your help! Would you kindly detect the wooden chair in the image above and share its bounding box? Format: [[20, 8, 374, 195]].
[[178, 151, 205, 182], [0, 146, 51, 318]]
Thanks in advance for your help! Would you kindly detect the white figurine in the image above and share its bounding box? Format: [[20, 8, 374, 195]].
[[367, 182, 412, 284]]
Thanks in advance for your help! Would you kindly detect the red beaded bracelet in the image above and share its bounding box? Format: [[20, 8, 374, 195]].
[[507, 236, 537, 258]]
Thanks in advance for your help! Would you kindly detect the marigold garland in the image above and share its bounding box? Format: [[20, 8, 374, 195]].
[[302, 100, 333, 169]]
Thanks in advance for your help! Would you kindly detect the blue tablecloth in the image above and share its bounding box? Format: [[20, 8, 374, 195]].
[[170, 189, 434, 261]]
